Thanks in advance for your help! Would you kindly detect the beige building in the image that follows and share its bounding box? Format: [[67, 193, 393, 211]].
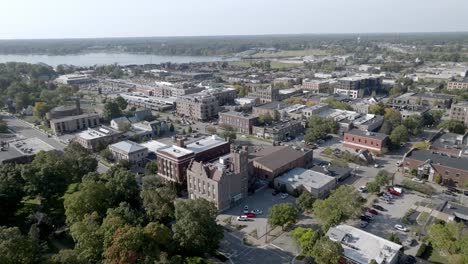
[[302, 80, 330, 93], [447, 80, 468, 90], [50, 113, 100, 135], [187, 146, 249, 211], [176, 94, 219, 121], [449, 102, 468, 124], [109, 140, 148, 166], [248, 85, 280, 104], [274, 167, 336, 198], [74, 126, 121, 151]]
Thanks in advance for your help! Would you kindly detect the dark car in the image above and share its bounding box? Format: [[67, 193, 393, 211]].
[[464, 191, 468, 196], [444, 190, 456, 196], [404, 255, 416, 264], [366, 208, 378, 215], [449, 187, 461, 194], [360, 215, 371, 222], [372, 204, 385, 211], [377, 192, 384, 197], [272, 190, 280, 196]]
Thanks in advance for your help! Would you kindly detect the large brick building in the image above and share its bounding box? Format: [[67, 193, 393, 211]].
[[156, 136, 230, 185], [175, 94, 219, 121], [248, 85, 280, 104], [187, 146, 249, 211], [302, 80, 330, 93], [343, 129, 389, 153], [219, 111, 258, 134], [252, 120, 304, 141], [403, 148, 468, 187]]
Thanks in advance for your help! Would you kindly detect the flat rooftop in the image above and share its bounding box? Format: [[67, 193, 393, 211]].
[[77, 126, 118, 140], [276, 167, 335, 189], [0, 137, 56, 163], [140, 140, 168, 153], [50, 112, 99, 123], [186, 135, 228, 154], [252, 146, 311, 171], [327, 224, 402, 264], [158, 145, 194, 158], [345, 129, 388, 141], [254, 101, 290, 110]]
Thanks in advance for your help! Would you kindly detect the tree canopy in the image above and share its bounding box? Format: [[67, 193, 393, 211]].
[[267, 203, 299, 230]]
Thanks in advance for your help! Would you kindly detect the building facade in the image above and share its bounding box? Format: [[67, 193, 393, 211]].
[[449, 102, 468, 124], [252, 120, 304, 141], [343, 129, 389, 153], [109, 140, 148, 166], [447, 80, 468, 90], [219, 111, 258, 134], [248, 85, 280, 104], [302, 80, 330, 93], [176, 95, 219, 121], [50, 113, 100, 135]]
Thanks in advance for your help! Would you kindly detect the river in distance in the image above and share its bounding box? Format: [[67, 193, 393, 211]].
[[0, 52, 235, 67]]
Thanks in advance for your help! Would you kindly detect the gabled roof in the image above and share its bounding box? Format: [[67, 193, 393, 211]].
[[110, 140, 147, 153]]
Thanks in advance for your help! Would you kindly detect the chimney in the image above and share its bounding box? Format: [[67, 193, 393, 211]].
[[175, 137, 186, 148]]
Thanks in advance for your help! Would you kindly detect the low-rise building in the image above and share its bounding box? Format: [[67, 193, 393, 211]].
[[56, 74, 96, 85], [75, 126, 121, 151], [344, 129, 389, 153], [109, 140, 148, 166], [302, 79, 330, 93], [50, 113, 100, 135], [403, 148, 468, 187], [248, 85, 280, 104], [449, 102, 468, 124], [252, 120, 304, 141], [447, 79, 468, 90], [187, 146, 249, 211], [400, 107, 430, 120], [250, 146, 313, 181], [198, 87, 237, 106], [176, 94, 219, 121], [252, 101, 291, 120], [327, 224, 403, 264], [274, 167, 336, 198], [219, 111, 258, 134], [111, 117, 131, 131], [429, 131, 468, 157]]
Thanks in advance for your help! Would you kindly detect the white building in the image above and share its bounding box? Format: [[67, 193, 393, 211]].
[[109, 140, 148, 166], [274, 167, 336, 198], [327, 224, 403, 264]]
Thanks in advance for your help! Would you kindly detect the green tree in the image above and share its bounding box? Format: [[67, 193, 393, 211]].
[[0, 226, 41, 264], [389, 125, 409, 146], [32, 101, 50, 119], [169, 123, 175, 132], [403, 115, 422, 136], [102, 101, 123, 122], [104, 167, 140, 207], [310, 236, 343, 264], [100, 148, 113, 162], [206, 126, 217, 135], [366, 181, 380, 193], [69, 212, 104, 263], [49, 249, 86, 264], [267, 203, 299, 230], [438, 120, 466, 134], [426, 222, 468, 262], [63, 142, 98, 182], [305, 116, 338, 143], [296, 192, 315, 212], [313, 185, 364, 231], [258, 113, 273, 125], [188, 126, 193, 133], [172, 199, 223, 255], [369, 259, 378, 264], [142, 184, 177, 224], [380, 108, 402, 134], [368, 103, 385, 115], [434, 174, 443, 184], [0, 165, 25, 225], [291, 227, 319, 256], [145, 161, 159, 175], [375, 170, 391, 186], [114, 96, 128, 110], [388, 233, 401, 244]]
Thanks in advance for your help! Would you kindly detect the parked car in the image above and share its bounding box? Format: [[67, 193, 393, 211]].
[[237, 215, 250, 221], [404, 255, 416, 264], [272, 190, 280, 196], [251, 209, 263, 215], [444, 190, 456, 196], [464, 191, 468, 196], [244, 213, 256, 218], [411, 177, 425, 184], [396, 161, 402, 167], [366, 208, 378, 215], [383, 193, 393, 199], [360, 215, 371, 222], [377, 192, 384, 197], [372, 204, 385, 211], [394, 224, 408, 232], [374, 163, 380, 168], [281, 193, 289, 199], [379, 197, 391, 203], [359, 221, 368, 228], [388, 189, 401, 196], [359, 186, 367, 193], [403, 237, 414, 247], [243, 205, 249, 214], [364, 212, 374, 219]]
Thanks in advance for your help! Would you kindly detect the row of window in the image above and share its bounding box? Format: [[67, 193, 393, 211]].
[[345, 136, 380, 147]]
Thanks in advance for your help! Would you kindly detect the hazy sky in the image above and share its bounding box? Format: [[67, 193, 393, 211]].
[[1, 0, 467, 39]]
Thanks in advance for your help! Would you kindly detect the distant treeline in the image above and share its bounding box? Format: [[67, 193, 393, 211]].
[[0, 32, 467, 56]]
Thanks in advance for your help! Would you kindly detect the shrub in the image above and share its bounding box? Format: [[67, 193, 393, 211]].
[[416, 243, 427, 257], [434, 174, 442, 184]]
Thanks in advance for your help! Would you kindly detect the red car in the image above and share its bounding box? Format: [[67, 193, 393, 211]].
[[388, 189, 401, 196], [244, 213, 256, 218], [366, 208, 378, 215]]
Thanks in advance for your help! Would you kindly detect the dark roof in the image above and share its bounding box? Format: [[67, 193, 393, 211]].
[[310, 164, 351, 178], [345, 129, 388, 141], [405, 149, 468, 171], [443, 203, 468, 221], [254, 101, 290, 110], [253, 146, 311, 171]]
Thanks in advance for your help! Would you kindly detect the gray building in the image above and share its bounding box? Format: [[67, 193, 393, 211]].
[[274, 167, 336, 198]]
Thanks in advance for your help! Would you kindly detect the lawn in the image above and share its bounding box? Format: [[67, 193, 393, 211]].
[[250, 49, 330, 58], [229, 60, 302, 69]]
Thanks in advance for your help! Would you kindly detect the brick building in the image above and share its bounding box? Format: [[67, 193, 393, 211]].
[[248, 85, 280, 104], [343, 129, 389, 153], [187, 146, 249, 211], [302, 80, 330, 93], [252, 120, 304, 141], [252, 101, 291, 120], [403, 148, 468, 187], [219, 111, 258, 134], [175, 94, 219, 121]]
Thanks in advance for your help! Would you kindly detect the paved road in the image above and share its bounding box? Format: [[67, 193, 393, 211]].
[[2, 114, 66, 150]]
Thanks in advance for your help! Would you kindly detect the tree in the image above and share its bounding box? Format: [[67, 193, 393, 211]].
[[369, 259, 378, 264], [33, 101, 50, 119], [100, 148, 113, 162], [69, 212, 105, 263], [380, 108, 402, 134], [258, 113, 273, 125], [438, 120, 466, 134], [323, 98, 352, 110], [206, 126, 217, 135], [142, 185, 177, 224], [49, 249, 86, 264], [368, 103, 385, 115], [305, 116, 338, 143], [102, 101, 123, 122], [313, 185, 364, 231], [310, 236, 343, 264], [0, 119, 7, 133], [114, 96, 128, 110], [63, 142, 98, 182], [267, 203, 299, 230], [187, 126, 193, 133], [0, 165, 25, 225], [375, 170, 391, 186], [434, 174, 443, 184], [104, 167, 140, 207], [0, 226, 41, 264], [220, 126, 237, 141], [366, 181, 380, 193], [426, 222, 467, 258], [296, 192, 315, 212], [291, 227, 319, 256], [403, 115, 422, 136], [172, 199, 223, 255], [388, 233, 401, 244], [145, 161, 158, 175], [389, 125, 409, 146]]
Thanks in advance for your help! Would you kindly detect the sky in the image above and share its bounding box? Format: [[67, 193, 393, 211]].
[[1, 0, 467, 39]]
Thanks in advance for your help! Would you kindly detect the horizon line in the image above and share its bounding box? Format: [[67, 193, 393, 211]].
[[1, 31, 468, 41]]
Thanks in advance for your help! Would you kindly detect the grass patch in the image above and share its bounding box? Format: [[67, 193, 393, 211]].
[[401, 179, 435, 195], [222, 217, 232, 225], [228, 60, 302, 69], [250, 49, 329, 58], [417, 212, 430, 225], [233, 224, 247, 231]]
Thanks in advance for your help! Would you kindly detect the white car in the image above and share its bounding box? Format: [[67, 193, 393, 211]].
[[281, 193, 289, 199], [394, 225, 408, 232], [411, 177, 425, 184], [251, 209, 263, 215], [237, 215, 250, 221], [359, 186, 367, 193], [243, 205, 249, 214], [374, 163, 380, 168], [396, 161, 402, 167]]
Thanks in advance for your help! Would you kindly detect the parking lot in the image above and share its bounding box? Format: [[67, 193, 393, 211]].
[[218, 188, 296, 241], [358, 192, 426, 255]]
